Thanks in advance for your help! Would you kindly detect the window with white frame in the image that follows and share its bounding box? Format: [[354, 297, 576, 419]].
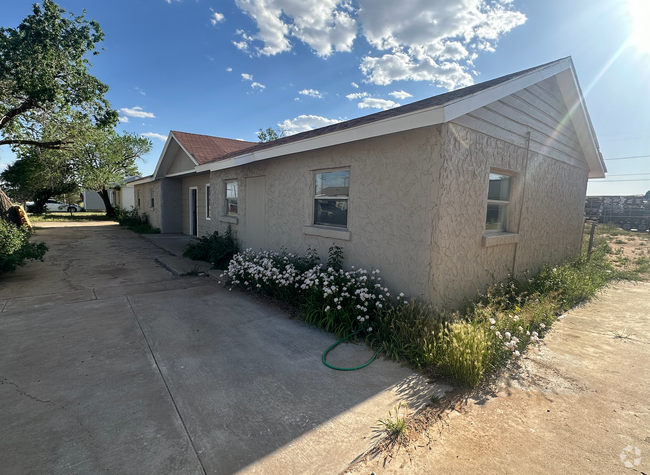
[[206, 184, 211, 219], [314, 169, 349, 228], [150, 188, 155, 208], [226, 181, 238, 215], [485, 172, 511, 232]]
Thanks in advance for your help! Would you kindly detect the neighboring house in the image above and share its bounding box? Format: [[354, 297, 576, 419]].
[[133, 58, 606, 306], [83, 176, 141, 211]]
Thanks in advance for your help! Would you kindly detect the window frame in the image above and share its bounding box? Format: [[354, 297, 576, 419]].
[[205, 183, 211, 220], [137, 190, 141, 207], [485, 171, 514, 233], [150, 188, 155, 208], [225, 180, 238, 216], [313, 168, 350, 229]]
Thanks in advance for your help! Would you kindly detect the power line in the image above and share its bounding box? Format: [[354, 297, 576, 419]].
[[604, 155, 650, 161]]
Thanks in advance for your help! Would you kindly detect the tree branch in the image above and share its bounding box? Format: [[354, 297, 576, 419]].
[[0, 139, 72, 149], [0, 98, 39, 130]]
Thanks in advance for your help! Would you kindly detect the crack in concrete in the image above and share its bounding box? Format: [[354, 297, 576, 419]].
[[1, 380, 95, 441], [125, 296, 208, 475]]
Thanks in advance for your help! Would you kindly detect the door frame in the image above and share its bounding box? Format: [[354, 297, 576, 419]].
[[189, 186, 198, 236]]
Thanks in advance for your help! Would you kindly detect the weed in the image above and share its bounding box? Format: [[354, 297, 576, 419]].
[[378, 402, 408, 438], [614, 239, 627, 245], [114, 208, 160, 233], [611, 329, 634, 340], [430, 394, 441, 404]]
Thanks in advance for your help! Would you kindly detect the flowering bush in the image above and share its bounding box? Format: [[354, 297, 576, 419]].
[[221, 242, 619, 388]]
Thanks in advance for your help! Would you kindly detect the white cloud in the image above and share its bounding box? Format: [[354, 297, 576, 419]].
[[346, 92, 369, 100], [141, 132, 168, 142], [241, 73, 253, 81], [211, 12, 225, 25], [278, 114, 341, 135], [118, 116, 129, 123], [120, 107, 155, 119], [233, 0, 357, 57], [251, 82, 266, 90], [232, 0, 525, 90], [351, 82, 359, 88], [358, 97, 400, 110], [388, 90, 412, 100], [298, 89, 323, 98], [226, 67, 232, 71]]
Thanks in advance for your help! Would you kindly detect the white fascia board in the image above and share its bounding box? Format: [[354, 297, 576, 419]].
[[166, 169, 197, 178], [442, 60, 572, 122], [152, 134, 176, 179], [555, 66, 606, 178], [129, 176, 154, 185], [153, 132, 200, 179], [196, 106, 446, 173]]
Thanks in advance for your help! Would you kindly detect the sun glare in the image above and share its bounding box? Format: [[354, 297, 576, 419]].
[[628, 0, 650, 54]]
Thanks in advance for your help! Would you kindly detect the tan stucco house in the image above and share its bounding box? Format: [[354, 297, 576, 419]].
[[132, 57, 606, 306]]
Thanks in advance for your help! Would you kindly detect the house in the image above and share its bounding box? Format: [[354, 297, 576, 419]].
[[83, 176, 141, 211], [132, 57, 606, 306]]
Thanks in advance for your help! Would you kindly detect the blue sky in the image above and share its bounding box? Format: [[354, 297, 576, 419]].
[[2, 0, 649, 196]]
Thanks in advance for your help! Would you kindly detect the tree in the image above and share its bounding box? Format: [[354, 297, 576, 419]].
[[1, 146, 78, 213], [75, 130, 152, 217], [0, 1, 117, 151], [645, 190, 650, 200], [256, 126, 285, 143]]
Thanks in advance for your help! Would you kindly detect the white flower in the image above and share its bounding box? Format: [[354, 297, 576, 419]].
[[505, 332, 511, 340], [337, 305, 342, 310], [514, 351, 520, 357], [357, 316, 361, 320], [495, 331, 502, 339], [540, 323, 546, 329], [368, 327, 373, 332], [526, 330, 530, 336], [518, 326, 523, 332], [325, 306, 330, 312], [489, 318, 496, 324], [399, 292, 405, 297], [489, 325, 495, 330]]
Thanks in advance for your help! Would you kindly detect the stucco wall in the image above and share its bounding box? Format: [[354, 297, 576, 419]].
[[431, 123, 589, 307], [160, 177, 183, 233], [210, 126, 443, 298], [134, 181, 163, 230], [181, 173, 212, 236]]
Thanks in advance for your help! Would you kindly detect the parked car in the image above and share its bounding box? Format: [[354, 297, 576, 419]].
[[43, 199, 83, 212]]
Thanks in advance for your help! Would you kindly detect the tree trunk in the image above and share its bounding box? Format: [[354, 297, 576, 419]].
[[98, 188, 115, 217], [0, 186, 19, 225]]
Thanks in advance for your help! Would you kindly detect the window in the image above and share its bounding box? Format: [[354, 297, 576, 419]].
[[137, 190, 140, 207], [314, 170, 349, 228], [226, 181, 238, 215], [485, 173, 511, 232], [206, 184, 211, 219], [150, 188, 155, 208]]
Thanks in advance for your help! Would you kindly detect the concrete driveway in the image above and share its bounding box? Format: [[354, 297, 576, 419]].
[[0, 222, 434, 475]]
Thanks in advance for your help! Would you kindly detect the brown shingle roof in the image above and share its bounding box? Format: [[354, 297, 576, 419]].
[[208, 58, 570, 163], [172, 58, 570, 167], [171, 131, 256, 165]]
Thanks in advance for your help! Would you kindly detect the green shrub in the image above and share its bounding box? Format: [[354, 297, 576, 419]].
[[0, 221, 47, 274], [114, 207, 159, 234], [183, 226, 239, 269]]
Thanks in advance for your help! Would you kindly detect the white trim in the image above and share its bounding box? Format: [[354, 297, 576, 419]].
[[166, 170, 196, 178], [205, 183, 211, 220], [186, 58, 605, 179], [188, 186, 198, 236], [153, 133, 200, 179]]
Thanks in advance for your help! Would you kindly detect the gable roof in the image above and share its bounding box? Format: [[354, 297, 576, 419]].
[[171, 131, 256, 165], [153, 57, 605, 179]]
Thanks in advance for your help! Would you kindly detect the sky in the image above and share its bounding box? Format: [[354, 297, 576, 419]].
[[1, 0, 650, 196]]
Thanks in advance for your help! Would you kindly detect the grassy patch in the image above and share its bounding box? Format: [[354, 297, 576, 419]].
[[28, 211, 110, 222], [378, 403, 409, 438]]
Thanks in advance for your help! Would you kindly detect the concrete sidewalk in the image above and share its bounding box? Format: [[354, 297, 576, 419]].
[[0, 222, 442, 474]]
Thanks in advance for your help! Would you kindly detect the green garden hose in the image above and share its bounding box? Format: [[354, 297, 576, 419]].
[[322, 331, 383, 371]]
